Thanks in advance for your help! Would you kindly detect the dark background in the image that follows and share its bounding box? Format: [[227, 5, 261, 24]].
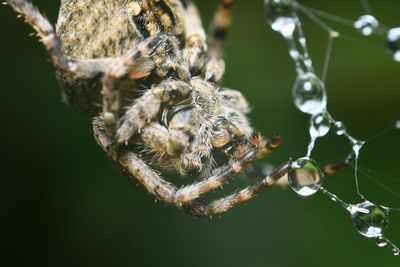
[[1, 1, 400, 266]]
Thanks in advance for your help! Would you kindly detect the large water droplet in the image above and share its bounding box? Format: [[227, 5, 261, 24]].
[[387, 27, 400, 62], [354, 15, 379, 36], [375, 236, 388, 248], [288, 157, 324, 196], [349, 201, 389, 238], [310, 112, 332, 138], [265, 0, 297, 38], [293, 72, 327, 115], [334, 121, 346, 136]]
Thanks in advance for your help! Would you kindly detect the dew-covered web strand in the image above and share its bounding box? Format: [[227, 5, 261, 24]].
[[264, 0, 400, 256], [299, 1, 400, 63], [284, 2, 398, 200], [320, 186, 400, 254], [299, 3, 390, 34], [296, 4, 336, 35], [352, 123, 400, 207], [343, 123, 400, 210], [296, 4, 338, 83], [296, 4, 386, 82], [268, 1, 366, 186], [295, 21, 314, 74], [301, 5, 355, 27], [296, 2, 391, 200], [297, 3, 400, 64], [322, 151, 399, 206], [302, 2, 400, 64], [302, 8, 379, 200], [321, 33, 335, 83]]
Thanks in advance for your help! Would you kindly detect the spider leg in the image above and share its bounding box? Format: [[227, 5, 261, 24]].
[[184, 156, 353, 216], [5, 0, 71, 71], [93, 117, 280, 208], [94, 117, 181, 202], [205, 0, 235, 82], [116, 80, 191, 143], [175, 132, 281, 202], [183, 162, 290, 216], [184, 34, 207, 75], [323, 155, 352, 175], [180, 1, 208, 75]]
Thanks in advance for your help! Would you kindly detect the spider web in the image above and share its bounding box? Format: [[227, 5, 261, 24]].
[[264, 0, 400, 256]]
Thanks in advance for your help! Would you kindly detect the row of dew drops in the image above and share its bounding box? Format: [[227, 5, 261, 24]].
[[264, 0, 400, 256]]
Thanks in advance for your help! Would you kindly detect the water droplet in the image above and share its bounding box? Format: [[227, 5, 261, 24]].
[[299, 36, 306, 46], [375, 236, 388, 247], [393, 249, 400, 256], [334, 121, 346, 136], [330, 31, 340, 38], [349, 201, 389, 238], [310, 112, 332, 138], [288, 157, 324, 196], [293, 72, 327, 115], [304, 58, 313, 69], [396, 120, 400, 129], [354, 15, 379, 36], [265, 0, 297, 38], [387, 27, 400, 62], [307, 112, 331, 157], [289, 48, 300, 60]]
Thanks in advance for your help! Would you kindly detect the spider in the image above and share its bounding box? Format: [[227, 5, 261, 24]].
[[6, 0, 346, 216]]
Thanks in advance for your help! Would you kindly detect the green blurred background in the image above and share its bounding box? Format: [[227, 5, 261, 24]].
[[1, 1, 400, 266]]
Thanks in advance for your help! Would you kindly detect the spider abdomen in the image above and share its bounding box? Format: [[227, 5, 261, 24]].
[[55, 0, 190, 115]]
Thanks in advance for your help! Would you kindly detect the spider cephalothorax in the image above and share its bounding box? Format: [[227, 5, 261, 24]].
[[6, 0, 290, 216]]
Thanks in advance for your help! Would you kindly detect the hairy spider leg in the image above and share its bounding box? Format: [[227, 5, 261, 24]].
[[183, 161, 289, 216], [6, 0, 117, 79], [180, 0, 208, 75], [94, 117, 282, 216], [6, 0, 70, 71]]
